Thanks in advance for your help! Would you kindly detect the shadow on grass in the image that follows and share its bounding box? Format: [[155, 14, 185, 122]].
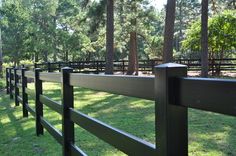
[[0, 93, 62, 156], [188, 109, 236, 156], [1, 82, 236, 156]]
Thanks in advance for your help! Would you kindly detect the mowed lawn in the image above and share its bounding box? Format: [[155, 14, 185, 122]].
[[0, 82, 236, 156]]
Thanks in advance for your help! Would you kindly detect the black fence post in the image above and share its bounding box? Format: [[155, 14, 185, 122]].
[[61, 67, 74, 156], [122, 60, 125, 74], [48, 62, 52, 72], [58, 62, 62, 72], [35, 68, 43, 136], [14, 68, 19, 106], [6, 68, 9, 94], [21, 68, 28, 117], [151, 60, 155, 74], [96, 61, 99, 74], [9, 67, 14, 99], [155, 63, 188, 156], [34, 63, 37, 70]]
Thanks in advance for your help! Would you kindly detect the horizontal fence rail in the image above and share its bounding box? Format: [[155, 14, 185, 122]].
[[70, 73, 155, 100], [25, 71, 35, 78], [176, 77, 236, 116], [40, 95, 62, 114], [39, 72, 61, 83], [70, 108, 156, 156], [5, 63, 236, 156], [29, 58, 236, 74]]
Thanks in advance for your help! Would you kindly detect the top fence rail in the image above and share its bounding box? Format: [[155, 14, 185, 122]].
[[5, 63, 236, 156]]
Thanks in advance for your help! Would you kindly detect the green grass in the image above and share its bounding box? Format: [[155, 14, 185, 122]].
[[0, 77, 5, 90], [0, 82, 236, 156]]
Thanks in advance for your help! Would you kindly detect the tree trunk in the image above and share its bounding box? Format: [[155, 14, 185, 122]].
[[179, 0, 183, 53], [65, 49, 68, 62], [0, 0, 3, 78], [35, 52, 39, 62], [201, 0, 209, 77], [163, 0, 177, 63], [0, 28, 3, 78], [43, 51, 48, 62], [105, 0, 114, 74], [53, 16, 57, 62], [127, 32, 138, 75], [127, 1, 138, 75]]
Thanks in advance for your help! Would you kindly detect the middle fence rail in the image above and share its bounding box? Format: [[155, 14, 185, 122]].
[[5, 63, 236, 156], [31, 58, 236, 74]]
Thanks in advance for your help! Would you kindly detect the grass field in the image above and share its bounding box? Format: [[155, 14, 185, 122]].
[[0, 82, 236, 156]]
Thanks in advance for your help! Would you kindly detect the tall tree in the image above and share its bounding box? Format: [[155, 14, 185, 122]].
[[201, 0, 209, 77], [127, 0, 138, 75], [163, 0, 177, 63], [0, 0, 3, 77], [105, 0, 114, 74]]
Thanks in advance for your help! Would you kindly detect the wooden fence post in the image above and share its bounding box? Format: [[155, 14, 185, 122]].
[[61, 67, 74, 156], [35, 68, 44, 136], [34, 63, 37, 69], [6, 68, 9, 94], [58, 62, 62, 72], [155, 63, 188, 156], [9, 67, 14, 99], [122, 60, 125, 74], [22, 68, 28, 117], [14, 68, 19, 106], [48, 62, 52, 72], [96, 61, 99, 74]]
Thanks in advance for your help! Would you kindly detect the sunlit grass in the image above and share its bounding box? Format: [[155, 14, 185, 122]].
[[0, 82, 235, 156]]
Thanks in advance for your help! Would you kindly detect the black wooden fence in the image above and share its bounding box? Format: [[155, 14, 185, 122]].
[[5, 63, 236, 156], [30, 58, 236, 74]]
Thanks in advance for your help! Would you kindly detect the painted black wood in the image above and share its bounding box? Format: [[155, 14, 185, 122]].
[[155, 63, 188, 156], [17, 96, 23, 103], [61, 67, 74, 156], [9, 68, 13, 99], [14, 68, 19, 106], [39, 72, 61, 83], [22, 68, 28, 117], [6, 68, 9, 94], [26, 104, 36, 117], [70, 109, 156, 156], [4, 62, 236, 156], [25, 88, 36, 100], [176, 77, 236, 116], [35, 68, 44, 136], [25, 71, 34, 78], [40, 94, 62, 114], [40, 117, 63, 145], [71, 144, 87, 156], [70, 73, 154, 100]]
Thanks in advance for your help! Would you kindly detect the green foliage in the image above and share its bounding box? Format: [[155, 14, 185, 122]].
[[182, 10, 236, 59], [0, 0, 166, 63]]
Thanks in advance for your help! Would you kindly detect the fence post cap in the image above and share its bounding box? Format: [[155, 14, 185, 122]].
[[34, 68, 42, 72], [61, 67, 73, 70], [155, 63, 187, 68]]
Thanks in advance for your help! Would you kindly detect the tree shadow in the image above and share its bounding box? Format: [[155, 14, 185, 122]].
[[188, 109, 236, 156]]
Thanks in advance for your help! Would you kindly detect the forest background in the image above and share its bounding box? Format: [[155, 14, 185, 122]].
[[0, 0, 235, 74]]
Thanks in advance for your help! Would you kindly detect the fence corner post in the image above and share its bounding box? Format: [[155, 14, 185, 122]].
[[155, 63, 188, 156], [35, 68, 43, 136], [22, 68, 28, 117], [9, 67, 14, 99], [14, 68, 19, 106], [61, 67, 74, 156], [6, 68, 9, 94]]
